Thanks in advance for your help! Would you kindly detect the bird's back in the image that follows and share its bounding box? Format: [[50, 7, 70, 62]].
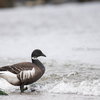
[[0, 62, 43, 85]]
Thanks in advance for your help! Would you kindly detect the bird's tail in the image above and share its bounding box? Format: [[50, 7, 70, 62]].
[[0, 67, 5, 75]]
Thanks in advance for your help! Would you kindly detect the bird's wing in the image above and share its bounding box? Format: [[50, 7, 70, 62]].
[[0, 62, 35, 74]]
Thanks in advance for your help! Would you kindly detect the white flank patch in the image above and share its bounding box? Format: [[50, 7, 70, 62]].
[[0, 71, 19, 85], [20, 68, 35, 81]]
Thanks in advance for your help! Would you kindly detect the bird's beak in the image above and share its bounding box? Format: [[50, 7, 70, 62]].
[[42, 53, 46, 57]]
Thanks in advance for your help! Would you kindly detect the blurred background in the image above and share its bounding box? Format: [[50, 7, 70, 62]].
[[0, 0, 100, 63], [0, 0, 100, 8]]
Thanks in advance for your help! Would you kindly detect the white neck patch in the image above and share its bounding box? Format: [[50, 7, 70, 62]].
[[31, 57, 37, 60]]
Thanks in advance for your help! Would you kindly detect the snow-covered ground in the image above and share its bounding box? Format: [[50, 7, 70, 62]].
[[0, 2, 100, 100]]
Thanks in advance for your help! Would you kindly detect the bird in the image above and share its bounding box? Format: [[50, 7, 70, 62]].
[[0, 49, 46, 93]]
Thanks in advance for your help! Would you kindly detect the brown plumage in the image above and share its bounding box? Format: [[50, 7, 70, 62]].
[[0, 62, 35, 74], [0, 49, 46, 93]]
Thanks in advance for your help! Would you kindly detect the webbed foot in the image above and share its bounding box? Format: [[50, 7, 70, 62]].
[[31, 89, 35, 92]]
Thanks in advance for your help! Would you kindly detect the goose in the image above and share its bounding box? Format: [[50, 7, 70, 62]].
[[0, 49, 46, 92]]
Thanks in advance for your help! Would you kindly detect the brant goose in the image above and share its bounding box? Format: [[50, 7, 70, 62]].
[[0, 49, 46, 92]]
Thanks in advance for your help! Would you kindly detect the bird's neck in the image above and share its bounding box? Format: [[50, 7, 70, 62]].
[[32, 58, 45, 74]]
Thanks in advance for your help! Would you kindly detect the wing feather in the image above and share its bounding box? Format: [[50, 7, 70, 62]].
[[0, 62, 35, 74]]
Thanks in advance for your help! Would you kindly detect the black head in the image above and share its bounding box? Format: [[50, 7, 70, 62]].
[[31, 49, 46, 58]]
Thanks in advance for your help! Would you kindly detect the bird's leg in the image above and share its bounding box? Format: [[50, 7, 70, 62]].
[[20, 85, 24, 93], [20, 85, 28, 93]]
